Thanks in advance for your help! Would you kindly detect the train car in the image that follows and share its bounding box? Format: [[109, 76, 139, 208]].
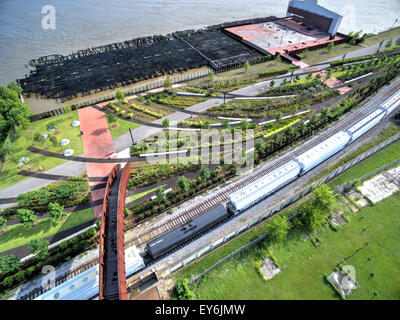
[[345, 108, 386, 142], [35, 266, 99, 301], [295, 131, 351, 173], [35, 246, 144, 300], [227, 160, 301, 214], [147, 204, 229, 259], [380, 91, 400, 115]]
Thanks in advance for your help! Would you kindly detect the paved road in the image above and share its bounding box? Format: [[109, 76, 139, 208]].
[[0, 38, 397, 208]]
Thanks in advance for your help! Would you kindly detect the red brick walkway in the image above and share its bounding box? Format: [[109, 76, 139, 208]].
[[313, 71, 352, 95], [79, 106, 116, 218]]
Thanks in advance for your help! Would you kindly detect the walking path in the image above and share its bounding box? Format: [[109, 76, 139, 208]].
[[78, 106, 117, 218]]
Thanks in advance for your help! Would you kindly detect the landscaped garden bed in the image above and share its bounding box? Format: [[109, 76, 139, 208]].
[[125, 165, 236, 228]]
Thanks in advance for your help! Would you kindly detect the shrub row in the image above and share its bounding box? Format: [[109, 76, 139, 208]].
[[258, 68, 290, 78]]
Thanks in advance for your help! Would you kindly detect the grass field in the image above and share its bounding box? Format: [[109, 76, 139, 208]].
[[178, 193, 400, 300], [107, 117, 141, 139], [298, 43, 361, 65], [186, 59, 293, 88], [0, 207, 94, 254], [363, 27, 400, 46], [0, 111, 84, 190], [328, 138, 400, 188]]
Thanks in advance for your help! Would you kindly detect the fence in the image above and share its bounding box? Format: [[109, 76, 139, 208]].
[[29, 69, 211, 123], [156, 133, 400, 280], [359, 157, 400, 182]]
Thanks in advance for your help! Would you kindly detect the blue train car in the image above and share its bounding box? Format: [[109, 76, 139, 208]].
[[227, 161, 301, 213], [147, 204, 229, 259]]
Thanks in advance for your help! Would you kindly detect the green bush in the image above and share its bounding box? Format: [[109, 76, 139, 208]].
[[258, 68, 290, 78], [174, 279, 194, 300]]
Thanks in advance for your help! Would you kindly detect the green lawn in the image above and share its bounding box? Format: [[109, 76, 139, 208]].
[[0, 207, 94, 253], [0, 111, 84, 190], [363, 27, 400, 46], [328, 139, 400, 188], [181, 193, 400, 300], [107, 117, 141, 139], [187, 59, 293, 88], [299, 43, 361, 65]]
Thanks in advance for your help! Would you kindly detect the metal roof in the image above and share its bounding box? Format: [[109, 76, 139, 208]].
[[228, 161, 301, 210], [347, 108, 386, 134], [296, 131, 349, 164]]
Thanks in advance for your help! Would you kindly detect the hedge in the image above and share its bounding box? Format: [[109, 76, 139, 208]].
[[258, 68, 290, 78]]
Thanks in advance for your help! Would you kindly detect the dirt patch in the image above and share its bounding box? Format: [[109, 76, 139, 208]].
[[157, 278, 175, 300]]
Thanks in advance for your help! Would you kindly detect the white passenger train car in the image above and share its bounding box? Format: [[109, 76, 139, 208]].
[[35, 246, 144, 300], [295, 131, 351, 173], [228, 160, 301, 213], [345, 108, 386, 142], [381, 91, 400, 115]]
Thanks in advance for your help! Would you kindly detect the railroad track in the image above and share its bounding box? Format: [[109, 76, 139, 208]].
[[125, 78, 400, 249], [19, 258, 99, 300]]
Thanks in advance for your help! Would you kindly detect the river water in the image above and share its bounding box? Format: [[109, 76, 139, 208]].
[[0, 0, 399, 85]]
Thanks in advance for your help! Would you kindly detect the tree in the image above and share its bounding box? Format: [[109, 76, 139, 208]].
[[199, 167, 211, 180], [0, 83, 30, 130], [240, 119, 250, 130], [208, 70, 215, 82], [0, 216, 6, 231], [115, 89, 125, 101], [275, 111, 283, 122], [164, 76, 173, 89], [177, 176, 192, 193], [17, 209, 36, 228], [244, 61, 250, 72], [306, 72, 313, 80], [385, 39, 393, 48], [48, 202, 66, 222], [296, 184, 336, 232], [0, 254, 20, 276], [162, 118, 170, 129], [155, 186, 166, 204], [221, 119, 230, 129], [266, 215, 291, 243], [28, 239, 49, 260], [312, 183, 336, 214], [269, 80, 275, 88]]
